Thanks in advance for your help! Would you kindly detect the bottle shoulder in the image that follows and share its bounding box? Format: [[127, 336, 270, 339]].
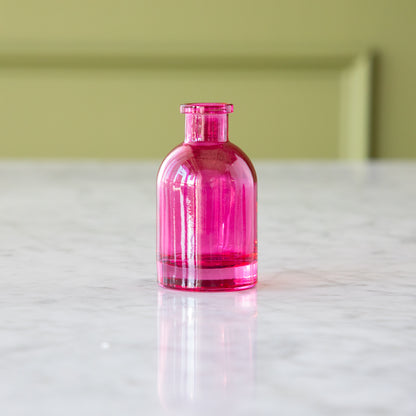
[[157, 141, 257, 184]]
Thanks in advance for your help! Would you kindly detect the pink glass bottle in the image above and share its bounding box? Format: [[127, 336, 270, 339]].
[[157, 103, 257, 291]]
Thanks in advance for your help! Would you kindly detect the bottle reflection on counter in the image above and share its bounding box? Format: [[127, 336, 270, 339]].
[[157, 288, 257, 411]]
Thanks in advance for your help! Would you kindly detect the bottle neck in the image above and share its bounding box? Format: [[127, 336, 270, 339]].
[[184, 114, 229, 143]]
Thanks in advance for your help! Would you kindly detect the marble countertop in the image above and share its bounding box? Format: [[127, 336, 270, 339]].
[[0, 161, 415, 416]]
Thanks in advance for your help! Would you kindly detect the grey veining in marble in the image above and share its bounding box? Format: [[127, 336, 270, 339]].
[[0, 161, 415, 415]]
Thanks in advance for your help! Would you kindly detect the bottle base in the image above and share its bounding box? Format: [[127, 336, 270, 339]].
[[157, 261, 257, 292]]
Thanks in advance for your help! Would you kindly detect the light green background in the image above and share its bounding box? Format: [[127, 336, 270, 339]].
[[0, 0, 415, 159]]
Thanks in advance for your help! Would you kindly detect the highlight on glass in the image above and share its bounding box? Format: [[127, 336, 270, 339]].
[[157, 103, 257, 291]]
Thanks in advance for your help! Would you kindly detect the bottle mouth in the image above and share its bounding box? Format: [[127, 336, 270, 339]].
[[180, 102, 233, 114]]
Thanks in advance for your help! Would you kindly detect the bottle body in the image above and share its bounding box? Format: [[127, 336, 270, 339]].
[[157, 103, 257, 291]]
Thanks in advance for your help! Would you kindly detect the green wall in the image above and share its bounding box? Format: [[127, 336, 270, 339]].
[[0, 0, 415, 158]]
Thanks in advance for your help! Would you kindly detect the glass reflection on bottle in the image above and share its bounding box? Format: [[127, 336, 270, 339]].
[[157, 288, 257, 411]]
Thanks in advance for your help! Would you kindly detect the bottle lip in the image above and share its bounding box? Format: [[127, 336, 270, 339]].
[[180, 102, 233, 114]]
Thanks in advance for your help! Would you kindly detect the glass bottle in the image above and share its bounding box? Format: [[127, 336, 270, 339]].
[[157, 103, 257, 291]]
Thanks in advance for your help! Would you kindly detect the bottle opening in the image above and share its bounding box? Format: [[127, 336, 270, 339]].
[[180, 103, 234, 115]]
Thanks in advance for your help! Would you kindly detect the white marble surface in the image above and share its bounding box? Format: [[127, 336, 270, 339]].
[[0, 161, 415, 416]]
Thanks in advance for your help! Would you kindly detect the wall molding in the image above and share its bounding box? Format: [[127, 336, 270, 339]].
[[0, 48, 373, 159]]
